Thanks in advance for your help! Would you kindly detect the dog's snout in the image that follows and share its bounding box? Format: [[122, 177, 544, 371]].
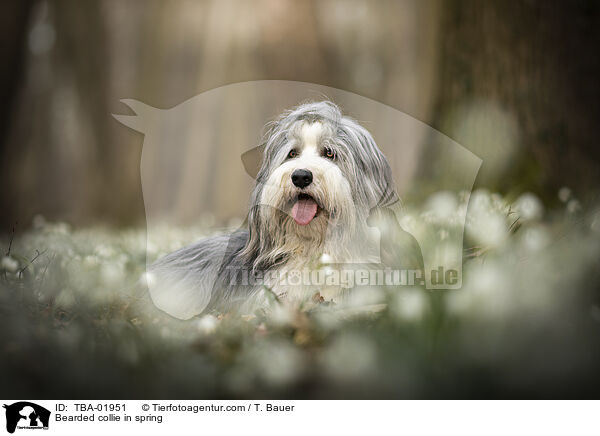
[[291, 169, 313, 189]]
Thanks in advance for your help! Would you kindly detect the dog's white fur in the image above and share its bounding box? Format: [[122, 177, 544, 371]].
[[149, 101, 409, 319], [258, 121, 363, 300]]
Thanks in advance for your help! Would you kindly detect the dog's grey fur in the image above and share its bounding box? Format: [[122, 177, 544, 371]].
[[148, 101, 418, 319]]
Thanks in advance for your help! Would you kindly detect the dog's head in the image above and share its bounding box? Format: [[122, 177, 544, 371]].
[[242, 101, 398, 268]]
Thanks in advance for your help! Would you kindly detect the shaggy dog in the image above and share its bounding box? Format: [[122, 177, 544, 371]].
[[148, 101, 422, 319]]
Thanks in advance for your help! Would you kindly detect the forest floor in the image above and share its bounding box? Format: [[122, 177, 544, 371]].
[[2, 190, 600, 398]]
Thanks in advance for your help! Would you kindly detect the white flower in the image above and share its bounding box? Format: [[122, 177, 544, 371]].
[[101, 263, 124, 284], [425, 191, 458, 219], [520, 226, 550, 252], [251, 340, 305, 387], [195, 315, 218, 335], [269, 304, 295, 327], [469, 190, 492, 215], [319, 253, 333, 264], [312, 311, 342, 331], [321, 333, 377, 381], [467, 211, 509, 247], [567, 199, 581, 214], [55, 288, 77, 308], [83, 255, 99, 267], [1, 256, 19, 273], [391, 290, 427, 321], [558, 187, 572, 203], [514, 192, 543, 221], [95, 244, 116, 258], [32, 214, 47, 229], [460, 261, 513, 319]]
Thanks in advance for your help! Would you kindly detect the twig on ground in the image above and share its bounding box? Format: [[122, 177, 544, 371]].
[[6, 222, 16, 256], [18, 248, 48, 278]]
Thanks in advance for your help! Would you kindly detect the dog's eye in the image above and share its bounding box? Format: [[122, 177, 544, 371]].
[[287, 149, 298, 159], [323, 147, 336, 160]]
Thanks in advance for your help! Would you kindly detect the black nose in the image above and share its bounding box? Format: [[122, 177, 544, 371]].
[[291, 169, 313, 189]]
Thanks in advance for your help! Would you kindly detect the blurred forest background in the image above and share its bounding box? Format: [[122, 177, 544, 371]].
[[0, 0, 599, 230], [1, 0, 600, 400]]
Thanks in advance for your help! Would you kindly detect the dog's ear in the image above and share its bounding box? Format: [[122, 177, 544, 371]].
[[241, 145, 265, 180], [347, 122, 399, 209]]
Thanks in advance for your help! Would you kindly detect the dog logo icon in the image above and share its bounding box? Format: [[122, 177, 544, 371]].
[[114, 81, 481, 319], [3, 402, 50, 434]]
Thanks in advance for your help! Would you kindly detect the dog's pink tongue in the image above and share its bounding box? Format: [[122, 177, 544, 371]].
[[291, 197, 318, 225]]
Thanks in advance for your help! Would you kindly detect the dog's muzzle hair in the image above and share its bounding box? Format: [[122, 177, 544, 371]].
[[149, 101, 421, 320]]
